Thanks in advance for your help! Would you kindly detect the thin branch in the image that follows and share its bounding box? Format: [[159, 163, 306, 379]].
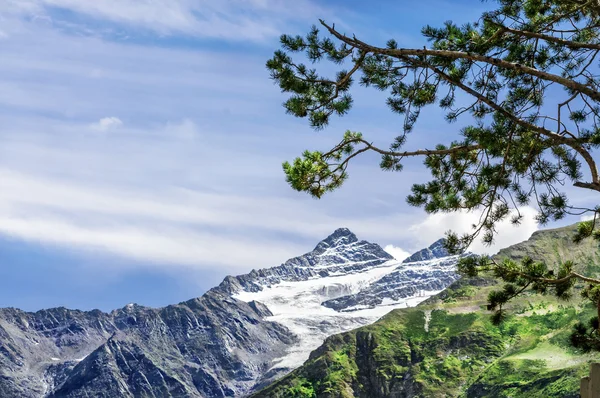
[[490, 258, 600, 285], [488, 21, 600, 51], [326, 137, 481, 158], [320, 20, 600, 102], [415, 62, 600, 191]]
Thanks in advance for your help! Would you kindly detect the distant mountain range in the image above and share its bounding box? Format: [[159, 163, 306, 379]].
[[0, 228, 465, 397]]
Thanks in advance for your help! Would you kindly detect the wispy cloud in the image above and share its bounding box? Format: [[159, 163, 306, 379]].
[[5, 0, 332, 41], [0, 0, 578, 280], [0, 213, 308, 271], [0, 162, 541, 270], [0, 24, 275, 120], [407, 207, 540, 255], [0, 165, 422, 270]]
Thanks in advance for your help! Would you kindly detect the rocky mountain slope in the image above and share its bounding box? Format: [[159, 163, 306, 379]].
[[0, 289, 295, 397], [0, 228, 464, 397], [321, 251, 460, 312], [253, 223, 600, 398]]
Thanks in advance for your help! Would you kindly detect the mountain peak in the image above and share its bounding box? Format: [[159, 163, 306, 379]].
[[402, 238, 452, 263], [329, 227, 357, 240], [313, 228, 358, 252]]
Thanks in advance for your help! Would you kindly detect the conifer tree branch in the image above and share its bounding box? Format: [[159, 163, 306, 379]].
[[271, 1, 600, 256], [420, 66, 600, 191], [325, 137, 481, 158], [487, 21, 600, 50], [490, 258, 600, 284], [320, 20, 600, 102]]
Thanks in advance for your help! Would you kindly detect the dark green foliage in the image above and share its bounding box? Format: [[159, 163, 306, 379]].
[[574, 216, 600, 243], [269, 0, 600, 361], [268, 0, 600, 251]]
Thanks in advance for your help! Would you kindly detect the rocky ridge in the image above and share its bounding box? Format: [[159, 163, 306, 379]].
[[0, 228, 463, 397], [321, 239, 464, 312]]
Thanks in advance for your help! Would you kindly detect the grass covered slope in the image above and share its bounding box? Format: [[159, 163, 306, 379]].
[[252, 224, 600, 398]]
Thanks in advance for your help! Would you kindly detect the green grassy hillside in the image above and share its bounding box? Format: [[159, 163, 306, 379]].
[[252, 223, 600, 398]]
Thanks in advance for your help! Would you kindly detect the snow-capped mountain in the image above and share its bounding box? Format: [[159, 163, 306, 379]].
[[217, 228, 394, 295], [233, 231, 463, 375], [0, 228, 464, 397], [401, 238, 452, 263]]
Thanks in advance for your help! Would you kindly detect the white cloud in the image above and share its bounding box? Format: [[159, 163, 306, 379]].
[[0, 22, 277, 119], [0, 168, 332, 240], [0, 168, 541, 268], [91, 116, 122, 131], [0, 167, 421, 269], [408, 207, 540, 255], [0, 164, 440, 271], [5, 0, 332, 41], [580, 214, 596, 221], [383, 245, 410, 261], [0, 213, 306, 271], [89, 68, 103, 78]]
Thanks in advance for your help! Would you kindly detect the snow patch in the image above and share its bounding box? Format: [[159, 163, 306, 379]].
[[234, 259, 438, 370]]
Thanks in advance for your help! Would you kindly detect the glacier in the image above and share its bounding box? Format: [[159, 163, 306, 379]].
[[232, 229, 463, 372]]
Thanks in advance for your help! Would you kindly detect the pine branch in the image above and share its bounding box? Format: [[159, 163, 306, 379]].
[[320, 20, 600, 102], [326, 137, 481, 158], [488, 21, 600, 51], [417, 63, 600, 192]]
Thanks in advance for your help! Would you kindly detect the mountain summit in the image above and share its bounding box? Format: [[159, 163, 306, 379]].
[[0, 229, 463, 397], [313, 227, 358, 251], [217, 228, 393, 295], [402, 238, 453, 263]]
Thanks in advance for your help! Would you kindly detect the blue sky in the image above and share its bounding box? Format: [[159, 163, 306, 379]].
[[0, 0, 592, 312]]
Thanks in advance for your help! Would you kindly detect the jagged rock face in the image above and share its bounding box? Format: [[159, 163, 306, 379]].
[[218, 228, 394, 295], [322, 256, 463, 312], [0, 292, 295, 398], [232, 232, 467, 378], [401, 238, 452, 263], [0, 228, 458, 397], [321, 239, 465, 313]]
